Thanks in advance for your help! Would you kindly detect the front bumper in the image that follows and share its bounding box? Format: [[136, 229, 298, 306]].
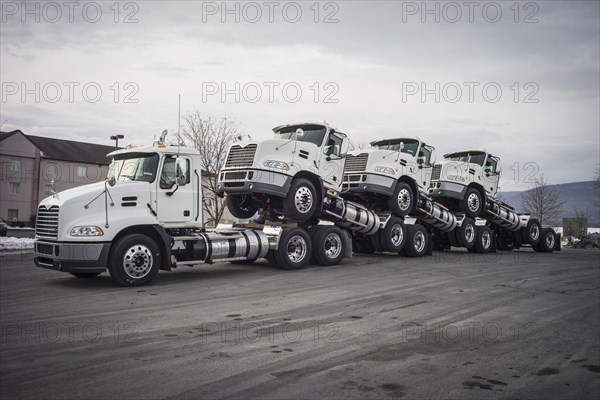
[[34, 240, 111, 273], [342, 173, 396, 196], [217, 168, 292, 198], [428, 181, 467, 200]]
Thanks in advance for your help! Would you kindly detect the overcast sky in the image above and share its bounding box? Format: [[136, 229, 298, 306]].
[[1, 0, 599, 191]]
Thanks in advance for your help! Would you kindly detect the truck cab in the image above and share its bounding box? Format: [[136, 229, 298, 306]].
[[342, 138, 435, 217], [217, 122, 349, 222], [428, 149, 501, 217]]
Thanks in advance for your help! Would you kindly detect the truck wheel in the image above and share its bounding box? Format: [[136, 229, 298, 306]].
[[283, 179, 318, 222], [380, 217, 406, 252], [473, 226, 493, 253], [461, 188, 483, 217], [403, 224, 428, 257], [455, 217, 476, 248], [521, 218, 541, 246], [70, 272, 101, 278], [533, 228, 556, 253], [226, 195, 258, 219], [108, 234, 161, 286], [497, 237, 514, 251], [311, 226, 345, 266], [388, 182, 415, 217], [273, 227, 312, 270]]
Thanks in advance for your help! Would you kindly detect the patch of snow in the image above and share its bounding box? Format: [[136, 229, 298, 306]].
[[0, 237, 35, 251]]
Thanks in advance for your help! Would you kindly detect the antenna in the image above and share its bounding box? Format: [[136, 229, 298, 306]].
[[177, 94, 181, 156]]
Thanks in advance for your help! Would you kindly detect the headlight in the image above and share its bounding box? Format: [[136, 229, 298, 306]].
[[70, 226, 104, 236], [447, 175, 466, 183], [263, 160, 290, 171], [374, 166, 395, 175]]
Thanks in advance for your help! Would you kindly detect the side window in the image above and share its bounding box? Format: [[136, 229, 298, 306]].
[[485, 157, 497, 174], [323, 135, 343, 157], [160, 157, 177, 189], [418, 147, 432, 165], [178, 159, 191, 184]]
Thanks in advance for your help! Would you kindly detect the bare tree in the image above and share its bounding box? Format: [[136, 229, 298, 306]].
[[521, 174, 564, 225], [180, 110, 240, 226]]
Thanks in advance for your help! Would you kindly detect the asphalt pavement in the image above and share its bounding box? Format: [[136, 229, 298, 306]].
[[1, 248, 599, 399]]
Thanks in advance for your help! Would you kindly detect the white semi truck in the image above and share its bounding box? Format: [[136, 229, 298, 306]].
[[33, 132, 363, 287], [428, 149, 558, 253], [217, 122, 431, 258]]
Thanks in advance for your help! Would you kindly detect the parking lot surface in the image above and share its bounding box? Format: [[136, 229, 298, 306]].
[[1, 249, 599, 399]]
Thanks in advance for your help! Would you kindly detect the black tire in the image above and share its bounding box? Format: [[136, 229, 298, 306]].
[[108, 234, 161, 286], [473, 226, 493, 253], [70, 272, 101, 278], [521, 218, 542, 246], [403, 224, 428, 258], [226, 195, 258, 219], [273, 227, 312, 270], [460, 187, 483, 217], [380, 217, 406, 252], [454, 217, 477, 248], [354, 238, 375, 254], [370, 232, 385, 253], [388, 182, 415, 217], [533, 228, 556, 253], [311, 226, 346, 266], [497, 237, 515, 251], [283, 179, 318, 222]]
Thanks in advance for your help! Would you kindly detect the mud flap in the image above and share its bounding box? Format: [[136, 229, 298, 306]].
[[426, 231, 433, 256], [554, 233, 561, 251]]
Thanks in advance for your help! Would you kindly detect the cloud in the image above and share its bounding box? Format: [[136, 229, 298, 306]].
[[1, 0, 598, 190]]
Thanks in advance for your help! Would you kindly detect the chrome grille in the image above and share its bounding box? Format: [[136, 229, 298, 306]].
[[225, 144, 257, 168], [36, 205, 59, 240], [431, 164, 442, 180], [344, 153, 368, 172]]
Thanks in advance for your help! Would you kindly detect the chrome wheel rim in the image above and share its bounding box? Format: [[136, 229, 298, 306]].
[[467, 192, 480, 213], [545, 232, 555, 248], [294, 187, 313, 213], [391, 224, 404, 247], [465, 224, 475, 243], [397, 188, 411, 211], [482, 231, 491, 249], [531, 224, 540, 241], [324, 233, 342, 259], [123, 244, 153, 279], [287, 235, 307, 263], [414, 231, 426, 252]]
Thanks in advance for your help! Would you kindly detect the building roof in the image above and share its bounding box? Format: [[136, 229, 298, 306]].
[[1, 130, 117, 165]]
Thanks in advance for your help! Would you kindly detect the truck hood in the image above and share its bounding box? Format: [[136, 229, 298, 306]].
[[39, 180, 151, 209]]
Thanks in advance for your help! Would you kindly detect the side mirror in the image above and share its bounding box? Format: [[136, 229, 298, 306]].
[[107, 176, 116, 187], [295, 128, 304, 139], [176, 158, 188, 186], [340, 137, 350, 156]]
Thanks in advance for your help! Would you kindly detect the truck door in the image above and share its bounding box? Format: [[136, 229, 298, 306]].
[[318, 133, 346, 191], [483, 155, 500, 195], [156, 155, 195, 223], [416, 145, 434, 190]]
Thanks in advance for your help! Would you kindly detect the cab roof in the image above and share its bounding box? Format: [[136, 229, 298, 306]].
[[107, 145, 199, 158], [444, 149, 491, 158], [272, 122, 346, 136]]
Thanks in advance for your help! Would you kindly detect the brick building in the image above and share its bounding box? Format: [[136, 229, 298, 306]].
[[0, 130, 115, 226]]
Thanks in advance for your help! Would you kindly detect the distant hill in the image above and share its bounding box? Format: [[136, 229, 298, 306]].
[[497, 181, 600, 227]]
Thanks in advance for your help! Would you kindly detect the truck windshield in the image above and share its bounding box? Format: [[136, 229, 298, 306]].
[[445, 151, 487, 166], [371, 139, 420, 156], [108, 153, 159, 183], [274, 125, 327, 146]]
